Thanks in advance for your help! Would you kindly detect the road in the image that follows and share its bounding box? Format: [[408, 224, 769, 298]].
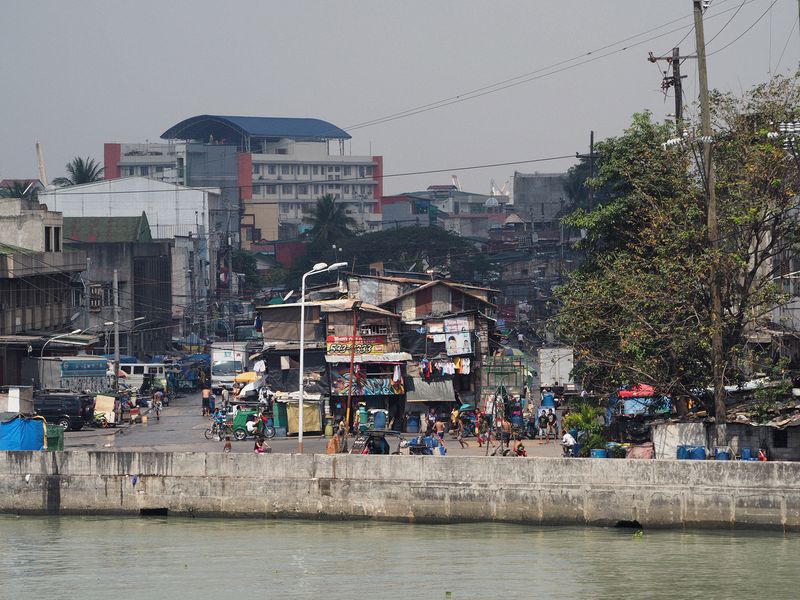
[[64, 390, 562, 458]]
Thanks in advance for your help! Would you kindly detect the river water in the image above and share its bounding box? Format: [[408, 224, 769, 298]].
[[0, 515, 796, 599]]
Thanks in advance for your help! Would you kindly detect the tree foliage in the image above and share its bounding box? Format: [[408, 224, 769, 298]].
[[52, 156, 104, 186], [554, 75, 800, 404], [302, 194, 358, 248], [0, 181, 38, 200]]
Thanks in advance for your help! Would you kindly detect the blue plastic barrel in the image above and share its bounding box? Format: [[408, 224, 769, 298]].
[[373, 411, 387, 429], [406, 415, 420, 433], [677, 445, 689, 459], [741, 447, 751, 460], [688, 446, 707, 460], [590, 448, 608, 458], [715, 449, 730, 461]]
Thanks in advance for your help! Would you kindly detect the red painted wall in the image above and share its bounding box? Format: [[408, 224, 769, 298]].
[[276, 241, 306, 269], [372, 155, 383, 212], [104, 143, 121, 179], [237, 152, 252, 200], [415, 286, 433, 318]]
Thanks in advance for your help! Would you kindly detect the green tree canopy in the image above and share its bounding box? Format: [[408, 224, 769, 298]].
[[554, 74, 800, 405], [52, 156, 104, 186], [0, 180, 38, 200], [302, 194, 358, 248]]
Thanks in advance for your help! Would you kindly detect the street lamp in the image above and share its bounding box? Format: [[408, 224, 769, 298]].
[[40, 329, 82, 358], [298, 261, 348, 453]]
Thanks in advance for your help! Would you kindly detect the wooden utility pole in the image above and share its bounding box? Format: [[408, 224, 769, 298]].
[[693, 0, 726, 443]]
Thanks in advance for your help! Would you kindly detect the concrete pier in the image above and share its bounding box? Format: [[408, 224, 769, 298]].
[[0, 451, 798, 530]]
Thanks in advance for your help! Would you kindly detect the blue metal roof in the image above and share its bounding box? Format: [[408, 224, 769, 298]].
[[161, 115, 351, 142]]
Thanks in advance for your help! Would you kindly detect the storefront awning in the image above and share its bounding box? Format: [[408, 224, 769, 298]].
[[405, 377, 455, 403], [325, 352, 412, 364]]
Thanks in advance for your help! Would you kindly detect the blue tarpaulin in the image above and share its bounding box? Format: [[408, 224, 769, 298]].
[[0, 416, 45, 450]]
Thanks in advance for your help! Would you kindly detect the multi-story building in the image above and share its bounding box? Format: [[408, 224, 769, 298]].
[[512, 172, 567, 233], [104, 115, 384, 249], [0, 198, 89, 385], [382, 185, 507, 238]]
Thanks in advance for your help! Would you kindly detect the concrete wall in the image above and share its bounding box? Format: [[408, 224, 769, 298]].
[[0, 451, 799, 531]]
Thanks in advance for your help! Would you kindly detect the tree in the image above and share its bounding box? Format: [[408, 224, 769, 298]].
[[302, 194, 358, 248], [554, 74, 800, 408], [0, 181, 38, 200], [52, 156, 104, 186]]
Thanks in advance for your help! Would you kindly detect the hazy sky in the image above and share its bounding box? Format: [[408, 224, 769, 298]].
[[2, 0, 797, 195]]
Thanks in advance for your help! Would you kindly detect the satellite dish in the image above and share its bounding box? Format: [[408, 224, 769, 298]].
[[485, 197, 499, 208]]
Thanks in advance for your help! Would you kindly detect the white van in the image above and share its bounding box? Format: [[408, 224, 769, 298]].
[[118, 363, 167, 390]]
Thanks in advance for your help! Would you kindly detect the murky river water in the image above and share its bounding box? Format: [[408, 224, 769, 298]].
[[0, 515, 797, 599]]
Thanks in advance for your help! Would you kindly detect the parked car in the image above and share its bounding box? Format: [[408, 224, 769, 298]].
[[33, 391, 95, 431]]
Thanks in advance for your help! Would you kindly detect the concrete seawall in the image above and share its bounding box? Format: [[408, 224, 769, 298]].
[[0, 451, 798, 531]]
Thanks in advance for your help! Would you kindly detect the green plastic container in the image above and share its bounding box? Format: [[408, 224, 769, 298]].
[[46, 424, 65, 451]]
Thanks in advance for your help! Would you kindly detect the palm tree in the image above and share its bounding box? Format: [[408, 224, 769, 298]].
[[302, 194, 358, 246], [0, 180, 38, 200], [52, 156, 104, 186]]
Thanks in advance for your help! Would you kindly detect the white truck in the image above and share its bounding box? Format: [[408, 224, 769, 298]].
[[537, 347, 575, 392], [210, 342, 253, 392]]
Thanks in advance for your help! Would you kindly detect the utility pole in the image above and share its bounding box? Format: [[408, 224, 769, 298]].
[[113, 269, 120, 391], [588, 130, 595, 210], [693, 0, 726, 443], [647, 47, 686, 128]]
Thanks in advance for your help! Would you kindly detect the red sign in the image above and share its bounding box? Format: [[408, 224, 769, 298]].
[[326, 335, 386, 355]]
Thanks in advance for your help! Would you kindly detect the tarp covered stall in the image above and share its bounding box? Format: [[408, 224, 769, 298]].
[[405, 377, 455, 403], [0, 416, 46, 450], [276, 392, 322, 434], [94, 394, 118, 425]]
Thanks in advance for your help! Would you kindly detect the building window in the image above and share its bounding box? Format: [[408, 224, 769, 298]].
[[343, 166, 351, 176], [298, 184, 308, 195], [140, 166, 149, 176], [343, 185, 350, 194], [282, 184, 293, 195], [89, 284, 103, 311], [360, 324, 388, 335], [302, 165, 308, 175], [268, 164, 276, 175], [252, 164, 260, 175], [365, 166, 373, 176], [44, 226, 52, 252], [266, 185, 276, 195], [312, 165, 319, 175], [280, 203, 289, 213], [54, 227, 61, 252], [314, 185, 321, 195], [252, 185, 262, 196], [281, 165, 290, 175]]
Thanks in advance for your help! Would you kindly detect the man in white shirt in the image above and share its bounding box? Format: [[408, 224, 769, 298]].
[[562, 430, 577, 457]]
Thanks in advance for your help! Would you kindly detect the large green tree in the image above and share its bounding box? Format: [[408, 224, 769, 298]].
[[52, 156, 104, 186], [554, 74, 800, 408]]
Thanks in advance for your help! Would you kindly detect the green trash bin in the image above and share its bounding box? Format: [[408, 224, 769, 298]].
[[46, 424, 65, 451]]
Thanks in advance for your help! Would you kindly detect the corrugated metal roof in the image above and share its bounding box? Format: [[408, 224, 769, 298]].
[[63, 213, 151, 244], [161, 115, 351, 141]]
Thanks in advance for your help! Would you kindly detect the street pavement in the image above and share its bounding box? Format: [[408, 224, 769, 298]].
[[64, 390, 562, 458]]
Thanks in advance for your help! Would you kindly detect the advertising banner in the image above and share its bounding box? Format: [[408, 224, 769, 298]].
[[326, 335, 386, 355]]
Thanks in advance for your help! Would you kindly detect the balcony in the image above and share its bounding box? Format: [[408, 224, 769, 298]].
[[0, 250, 87, 278]]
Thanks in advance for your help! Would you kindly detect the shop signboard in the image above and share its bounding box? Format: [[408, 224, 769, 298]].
[[444, 317, 470, 333], [445, 332, 473, 356], [326, 335, 386, 355]]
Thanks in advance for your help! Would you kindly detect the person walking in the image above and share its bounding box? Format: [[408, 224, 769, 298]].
[[201, 386, 211, 417], [546, 408, 557, 443]]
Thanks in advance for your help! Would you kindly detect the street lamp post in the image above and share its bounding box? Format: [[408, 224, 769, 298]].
[[298, 261, 348, 453], [105, 316, 145, 390], [40, 329, 82, 358]]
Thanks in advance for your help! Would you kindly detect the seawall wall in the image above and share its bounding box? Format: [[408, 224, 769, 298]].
[[0, 451, 797, 530]]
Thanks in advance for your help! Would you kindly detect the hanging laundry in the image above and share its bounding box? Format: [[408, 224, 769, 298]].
[[460, 357, 470, 375], [392, 364, 402, 384]]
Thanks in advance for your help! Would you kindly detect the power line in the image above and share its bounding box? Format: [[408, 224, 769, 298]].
[[774, 14, 799, 71], [707, 0, 780, 56]]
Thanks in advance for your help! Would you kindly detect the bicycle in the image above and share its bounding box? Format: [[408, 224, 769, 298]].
[[204, 419, 231, 441]]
